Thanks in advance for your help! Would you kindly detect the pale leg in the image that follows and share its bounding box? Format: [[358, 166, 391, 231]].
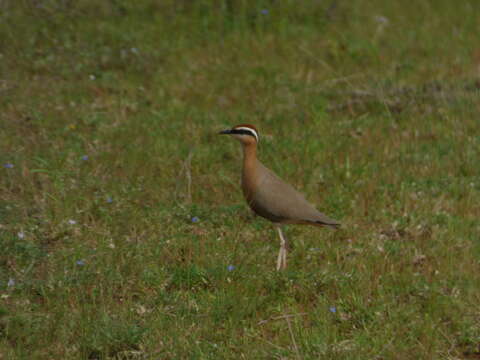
[[276, 244, 283, 271], [275, 226, 288, 271]]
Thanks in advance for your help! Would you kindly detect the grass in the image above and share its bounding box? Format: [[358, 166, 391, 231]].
[[1, 0, 479, 358]]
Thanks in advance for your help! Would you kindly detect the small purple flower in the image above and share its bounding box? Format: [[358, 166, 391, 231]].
[[81, 155, 89, 161], [374, 15, 389, 25], [68, 219, 77, 225], [227, 265, 235, 271], [4, 163, 13, 168], [191, 216, 199, 223], [329, 306, 337, 313], [76, 260, 85, 266], [260, 9, 269, 15], [17, 232, 25, 239], [7, 278, 15, 287], [106, 197, 113, 203]]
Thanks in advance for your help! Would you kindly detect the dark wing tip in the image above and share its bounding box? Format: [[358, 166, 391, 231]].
[[315, 220, 341, 229]]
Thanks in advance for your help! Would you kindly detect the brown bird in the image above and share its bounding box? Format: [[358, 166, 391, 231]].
[[219, 124, 340, 270]]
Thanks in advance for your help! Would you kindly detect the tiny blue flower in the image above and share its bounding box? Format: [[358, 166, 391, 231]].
[[260, 9, 269, 15], [7, 278, 15, 287], [4, 163, 13, 168], [106, 197, 113, 203], [68, 219, 77, 225], [76, 260, 85, 266], [81, 155, 89, 161], [17, 232, 25, 239], [191, 216, 199, 223], [227, 265, 235, 271], [329, 306, 337, 313]]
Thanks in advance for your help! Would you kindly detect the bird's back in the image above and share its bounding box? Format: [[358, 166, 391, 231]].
[[243, 160, 340, 228]]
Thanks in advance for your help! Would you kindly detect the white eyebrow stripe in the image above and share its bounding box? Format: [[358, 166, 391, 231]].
[[235, 127, 259, 142]]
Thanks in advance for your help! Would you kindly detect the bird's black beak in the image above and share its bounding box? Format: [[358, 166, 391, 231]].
[[219, 129, 233, 135]]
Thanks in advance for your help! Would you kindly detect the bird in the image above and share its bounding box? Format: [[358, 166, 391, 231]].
[[219, 124, 340, 271]]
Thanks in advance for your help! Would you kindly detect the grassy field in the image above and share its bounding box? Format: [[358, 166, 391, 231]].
[[1, 0, 479, 358]]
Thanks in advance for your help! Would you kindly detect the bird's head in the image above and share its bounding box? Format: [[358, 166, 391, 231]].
[[218, 124, 259, 145]]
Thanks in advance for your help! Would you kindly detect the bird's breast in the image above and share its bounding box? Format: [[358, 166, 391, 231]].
[[241, 172, 256, 205], [241, 165, 286, 223]]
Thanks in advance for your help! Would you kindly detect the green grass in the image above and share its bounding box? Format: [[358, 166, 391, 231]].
[[1, 0, 479, 358]]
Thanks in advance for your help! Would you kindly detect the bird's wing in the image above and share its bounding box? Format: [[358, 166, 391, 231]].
[[250, 161, 340, 227]]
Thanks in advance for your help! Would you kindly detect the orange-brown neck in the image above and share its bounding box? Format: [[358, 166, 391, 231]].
[[241, 142, 258, 202]]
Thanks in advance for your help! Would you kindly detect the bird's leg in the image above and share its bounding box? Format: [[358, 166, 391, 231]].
[[276, 226, 288, 271], [276, 244, 283, 271]]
